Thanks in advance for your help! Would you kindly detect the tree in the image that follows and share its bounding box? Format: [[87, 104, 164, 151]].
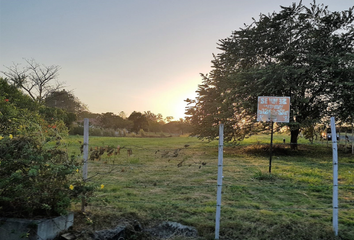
[[0, 77, 69, 137], [98, 112, 133, 130], [1, 59, 63, 104], [165, 116, 174, 123], [0, 77, 38, 112], [128, 111, 148, 133], [0, 77, 38, 135], [161, 119, 192, 135], [77, 111, 101, 120], [118, 111, 127, 119], [186, 1, 354, 148], [144, 111, 164, 133], [45, 89, 87, 114]]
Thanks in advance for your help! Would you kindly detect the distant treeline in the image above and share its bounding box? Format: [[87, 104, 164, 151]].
[[71, 111, 192, 136]]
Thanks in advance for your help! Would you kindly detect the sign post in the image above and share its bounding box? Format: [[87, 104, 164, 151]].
[[257, 96, 290, 173], [269, 121, 274, 173]]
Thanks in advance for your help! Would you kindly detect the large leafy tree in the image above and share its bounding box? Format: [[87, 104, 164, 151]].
[[128, 111, 149, 133], [144, 111, 164, 133], [186, 1, 354, 148], [45, 90, 89, 128], [98, 112, 133, 130], [45, 89, 87, 114]]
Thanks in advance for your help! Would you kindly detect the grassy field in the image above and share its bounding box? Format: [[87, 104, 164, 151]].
[[61, 133, 354, 240]]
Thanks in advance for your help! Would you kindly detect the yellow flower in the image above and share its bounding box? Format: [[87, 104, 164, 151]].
[[9, 134, 13, 139], [100, 184, 104, 189], [69, 185, 74, 190], [76, 168, 79, 173], [0, 136, 3, 140]]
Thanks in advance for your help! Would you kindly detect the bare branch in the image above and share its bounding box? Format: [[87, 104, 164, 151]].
[[1, 59, 63, 103]]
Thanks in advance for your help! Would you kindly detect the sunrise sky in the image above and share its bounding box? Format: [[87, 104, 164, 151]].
[[1, 0, 352, 120]]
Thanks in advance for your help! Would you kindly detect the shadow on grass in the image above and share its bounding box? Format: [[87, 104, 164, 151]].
[[233, 143, 352, 159]]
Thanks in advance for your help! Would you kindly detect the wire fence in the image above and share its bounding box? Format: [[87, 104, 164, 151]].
[[76, 123, 354, 239], [82, 150, 353, 207]]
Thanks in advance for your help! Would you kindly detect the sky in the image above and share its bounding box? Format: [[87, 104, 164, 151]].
[[1, 0, 353, 120]]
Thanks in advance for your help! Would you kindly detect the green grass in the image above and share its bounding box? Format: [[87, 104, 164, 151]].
[[62, 134, 354, 240]]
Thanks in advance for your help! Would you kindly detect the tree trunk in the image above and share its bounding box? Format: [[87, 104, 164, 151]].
[[290, 128, 300, 150]]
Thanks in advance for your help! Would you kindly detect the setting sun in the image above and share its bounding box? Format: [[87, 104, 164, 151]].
[[141, 74, 201, 120]]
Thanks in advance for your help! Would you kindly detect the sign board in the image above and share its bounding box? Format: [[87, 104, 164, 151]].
[[257, 96, 290, 123]]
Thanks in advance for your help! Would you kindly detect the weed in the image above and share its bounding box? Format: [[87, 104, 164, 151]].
[[252, 171, 278, 181]]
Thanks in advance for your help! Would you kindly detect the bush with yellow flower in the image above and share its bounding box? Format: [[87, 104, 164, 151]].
[[0, 78, 91, 218]]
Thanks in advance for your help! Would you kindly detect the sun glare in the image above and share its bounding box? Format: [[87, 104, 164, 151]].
[[140, 74, 200, 120]]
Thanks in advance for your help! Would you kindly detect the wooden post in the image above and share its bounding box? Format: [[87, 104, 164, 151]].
[[215, 123, 224, 240], [82, 118, 89, 212], [331, 117, 338, 236]]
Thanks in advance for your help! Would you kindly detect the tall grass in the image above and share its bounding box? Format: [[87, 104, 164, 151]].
[[62, 134, 354, 240]]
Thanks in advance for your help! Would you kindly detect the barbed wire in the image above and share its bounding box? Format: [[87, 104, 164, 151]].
[[77, 139, 354, 223], [88, 200, 354, 211], [84, 161, 354, 170], [92, 182, 354, 190]]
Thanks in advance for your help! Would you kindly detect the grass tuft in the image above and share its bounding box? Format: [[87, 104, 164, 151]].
[[252, 170, 278, 181]]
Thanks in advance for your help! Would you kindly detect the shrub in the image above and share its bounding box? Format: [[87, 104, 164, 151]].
[[0, 81, 95, 218], [90, 127, 103, 136], [69, 126, 84, 135], [139, 129, 145, 137], [0, 135, 79, 217]]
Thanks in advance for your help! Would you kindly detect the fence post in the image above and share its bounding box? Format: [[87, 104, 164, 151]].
[[331, 117, 338, 236], [350, 121, 354, 154], [82, 118, 89, 212], [215, 123, 224, 240]]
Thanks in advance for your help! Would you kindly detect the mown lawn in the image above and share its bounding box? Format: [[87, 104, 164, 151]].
[[62, 134, 354, 240]]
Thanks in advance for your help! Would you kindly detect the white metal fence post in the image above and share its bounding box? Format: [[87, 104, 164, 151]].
[[352, 121, 354, 154], [215, 123, 224, 239], [83, 118, 89, 180], [331, 117, 338, 236], [82, 118, 89, 212]]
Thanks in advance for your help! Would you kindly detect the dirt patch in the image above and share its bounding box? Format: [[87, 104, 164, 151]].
[[58, 211, 199, 240]]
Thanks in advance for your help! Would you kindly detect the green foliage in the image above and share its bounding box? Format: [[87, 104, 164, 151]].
[[302, 125, 315, 143], [139, 129, 145, 137], [186, 2, 354, 145], [45, 89, 87, 114], [0, 78, 38, 111], [252, 171, 278, 181], [69, 126, 118, 137], [63, 134, 354, 240], [74, 110, 191, 137], [98, 112, 133, 130], [0, 78, 93, 218], [162, 119, 193, 135], [128, 111, 149, 133], [0, 78, 40, 135], [0, 136, 77, 217]]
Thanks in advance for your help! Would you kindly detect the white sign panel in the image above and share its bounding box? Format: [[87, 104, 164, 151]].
[[257, 96, 290, 123]]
